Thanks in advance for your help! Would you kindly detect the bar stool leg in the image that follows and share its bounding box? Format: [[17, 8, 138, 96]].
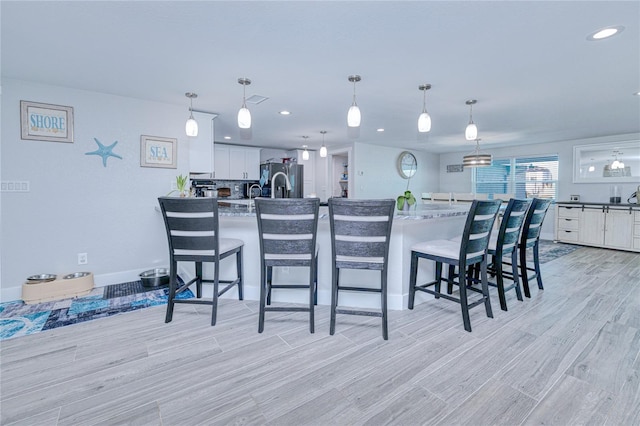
[[520, 245, 531, 298], [408, 253, 418, 309], [496, 255, 508, 311], [534, 241, 544, 290], [330, 267, 339, 335], [211, 265, 219, 326], [480, 260, 493, 319], [165, 262, 178, 323], [512, 250, 523, 301], [458, 267, 472, 332], [434, 261, 442, 299], [236, 248, 244, 300], [266, 266, 273, 305], [381, 270, 388, 340], [258, 262, 267, 333], [309, 262, 315, 334], [195, 262, 203, 298]]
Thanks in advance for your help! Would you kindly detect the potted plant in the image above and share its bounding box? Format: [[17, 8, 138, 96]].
[[168, 174, 190, 197], [397, 190, 416, 211]]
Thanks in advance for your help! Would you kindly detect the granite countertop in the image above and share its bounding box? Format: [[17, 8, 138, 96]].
[[557, 201, 640, 208], [218, 200, 470, 220]]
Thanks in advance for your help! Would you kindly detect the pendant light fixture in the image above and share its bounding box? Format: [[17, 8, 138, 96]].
[[185, 92, 198, 137], [418, 84, 432, 133], [465, 99, 478, 140], [611, 150, 625, 169], [237, 78, 252, 129], [302, 136, 310, 161], [347, 75, 362, 127], [463, 138, 492, 168], [319, 130, 327, 158]]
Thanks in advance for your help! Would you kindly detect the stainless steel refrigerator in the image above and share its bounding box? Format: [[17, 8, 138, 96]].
[[259, 163, 304, 198]]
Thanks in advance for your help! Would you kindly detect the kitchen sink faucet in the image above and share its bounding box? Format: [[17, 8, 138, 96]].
[[270, 172, 291, 198]]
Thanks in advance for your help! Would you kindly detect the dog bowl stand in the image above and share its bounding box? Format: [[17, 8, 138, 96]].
[[22, 272, 94, 304]]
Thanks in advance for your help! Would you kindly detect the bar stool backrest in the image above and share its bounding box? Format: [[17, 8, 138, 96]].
[[495, 198, 531, 256], [520, 198, 552, 249], [255, 198, 320, 267], [459, 199, 502, 265], [328, 198, 395, 271], [158, 197, 220, 263]]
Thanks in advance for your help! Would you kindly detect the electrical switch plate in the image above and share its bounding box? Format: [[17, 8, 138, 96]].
[[78, 253, 88, 265]]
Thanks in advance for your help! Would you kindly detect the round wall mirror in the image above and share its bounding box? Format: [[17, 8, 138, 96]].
[[397, 151, 417, 179]]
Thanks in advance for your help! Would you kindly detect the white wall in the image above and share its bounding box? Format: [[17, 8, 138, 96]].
[[1, 79, 190, 301], [352, 142, 440, 200]]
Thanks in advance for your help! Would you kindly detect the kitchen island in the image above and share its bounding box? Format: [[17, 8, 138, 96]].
[[177, 201, 469, 311]]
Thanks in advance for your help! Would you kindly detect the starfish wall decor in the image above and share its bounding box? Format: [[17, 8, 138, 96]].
[[85, 138, 123, 167]]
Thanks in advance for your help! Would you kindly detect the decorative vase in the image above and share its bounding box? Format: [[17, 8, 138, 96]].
[[402, 200, 410, 211]]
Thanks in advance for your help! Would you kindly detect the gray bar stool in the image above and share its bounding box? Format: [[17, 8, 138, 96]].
[[328, 198, 395, 340], [408, 199, 501, 332], [255, 198, 320, 333], [158, 197, 244, 326]]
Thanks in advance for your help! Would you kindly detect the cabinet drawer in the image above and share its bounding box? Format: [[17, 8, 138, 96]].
[[557, 217, 579, 231], [558, 206, 580, 219], [557, 230, 579, 242]]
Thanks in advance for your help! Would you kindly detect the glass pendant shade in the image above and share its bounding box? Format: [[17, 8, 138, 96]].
[[237, 105, 251, 129], [237, 78, 252, 129], [465, 122, 477, 141], [418, 111, 431, 133], [302, 149, 309, 161], [347, 75, 362, 128], [320, 145, 327, 158], [185, 115, 198, 137], [348, 104, 361, 127], [185, 92, 198, 137]]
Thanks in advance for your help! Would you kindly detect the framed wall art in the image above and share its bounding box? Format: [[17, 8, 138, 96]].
[[20, 100, 74, 143], [140, 135, 177, 168]]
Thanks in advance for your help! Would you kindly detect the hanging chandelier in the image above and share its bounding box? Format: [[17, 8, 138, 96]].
[[463, 138, 492, 167]]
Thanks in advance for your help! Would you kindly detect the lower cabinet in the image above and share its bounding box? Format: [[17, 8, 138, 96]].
[[556, 203, 639, 252]]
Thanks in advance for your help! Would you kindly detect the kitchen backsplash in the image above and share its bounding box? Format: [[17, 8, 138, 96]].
[[191, 179, 258, 199]]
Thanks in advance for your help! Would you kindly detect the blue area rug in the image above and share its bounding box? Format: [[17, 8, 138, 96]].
[[0, 281, 193, 341]]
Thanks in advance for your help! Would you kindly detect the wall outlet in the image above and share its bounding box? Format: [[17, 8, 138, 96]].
[[78, 252, 88, 265]]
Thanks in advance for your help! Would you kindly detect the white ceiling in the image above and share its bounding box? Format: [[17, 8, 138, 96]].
[[2, 1, 639, 153]]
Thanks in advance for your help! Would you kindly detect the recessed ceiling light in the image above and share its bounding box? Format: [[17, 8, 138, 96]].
[[377, 128, 384, 132], [224, 136, 231, 140], [587, 25, 624, 41], [279, 110, 291, 115], [634, 91, 640, 96]]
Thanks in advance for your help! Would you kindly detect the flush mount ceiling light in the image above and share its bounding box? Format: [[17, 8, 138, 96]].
[[347, 75, 362, 128], [587, 25, 625, 41], [237, 78, 252, 129], [302, 136, 310, 161], [418, 84, 432, 133], [319, 130, 327, 158], [465, 99, 478, 141], [463, 138, 492, 168], [185, 92, 198, 137]]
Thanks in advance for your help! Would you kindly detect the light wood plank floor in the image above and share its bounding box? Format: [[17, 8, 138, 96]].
[[1, 246, 639, 425]]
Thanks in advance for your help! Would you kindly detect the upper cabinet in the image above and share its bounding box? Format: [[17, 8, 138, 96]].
[[188, 112, 217, 174], [213, 144, 261, 180]]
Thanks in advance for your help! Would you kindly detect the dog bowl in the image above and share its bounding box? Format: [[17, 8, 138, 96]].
[[26, 274, 57, 283], [139, 268, 170, 288], [63, 272, 91, 280]]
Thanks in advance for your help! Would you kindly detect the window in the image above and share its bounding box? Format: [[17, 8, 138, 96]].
[[473, 154, 559, 200]]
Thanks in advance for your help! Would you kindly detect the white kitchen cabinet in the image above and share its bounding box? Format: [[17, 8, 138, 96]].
[[188, 112, 216, 174], [212, 144, 260, 180], [214, 145, 230, 179], [555, 203, 639, 252]]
